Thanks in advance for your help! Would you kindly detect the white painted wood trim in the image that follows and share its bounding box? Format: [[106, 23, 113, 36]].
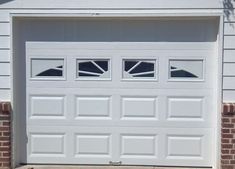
[[214, 14, 223, 169], [9, 9, 223, 18], [10, 12, 223, 168]]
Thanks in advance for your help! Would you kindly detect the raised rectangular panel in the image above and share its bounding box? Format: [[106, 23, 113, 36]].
[[167, 97, 203, 120], [30, 96, 65, 118], [167, 135, 202, 157], [0, 23, 10, 35], [122, 97, 157, 119], [224, 50, 235, 62], [30, 134, 65, 155], [75, 134, 111, 156], [224, 63, 235, 76], [76, 96, 111, 118], [121, 135, 157, 156]]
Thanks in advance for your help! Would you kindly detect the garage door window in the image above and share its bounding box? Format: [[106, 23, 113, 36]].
[[77, 59, 111, 80], [31, 58, 65, 79], [169, 59, 204, 81], [123, 59, 157, 80]]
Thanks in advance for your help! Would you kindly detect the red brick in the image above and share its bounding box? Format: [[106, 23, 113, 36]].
[[231, 149, 235, 154], [231, 129, 235, 134], [2, 122, 10, 126], [2, 142, 10, 146], [2, 162, 10, 167], [230, 160, 235, 164], [222, 139, 230, 143], [3, 132, 10, 137], [223, 123, 234, 128], [223, 134, 234, 138], [0, 116, 10, 120], [223, 129, 231, 133], [222, 159, 230, 164], [0, 127, 10, 131], [0, 147, 10, 152], [221, 160, 230, 164], [2, 152, 10, 157], [0, 158, 10, 162], [0, 137, 10, 141], [222, 155, 233, 159], [222, 144, 233, 149], [223, 118, 230, 123], [222, 149, 230, 154], [222, 165, 235, 169]]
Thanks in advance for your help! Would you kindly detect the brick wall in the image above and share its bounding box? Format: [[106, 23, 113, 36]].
[[222, 103, 235, 169], [0, 102, 11, 169]]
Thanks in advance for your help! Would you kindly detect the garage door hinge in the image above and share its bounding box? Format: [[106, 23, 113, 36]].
[[109, 161, 122, 166]]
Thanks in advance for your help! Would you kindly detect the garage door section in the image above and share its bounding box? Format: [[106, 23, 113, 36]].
[[25, 42, 214, 167]]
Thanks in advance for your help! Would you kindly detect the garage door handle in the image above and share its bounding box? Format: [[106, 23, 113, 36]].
[[109, 161, 122, 166]]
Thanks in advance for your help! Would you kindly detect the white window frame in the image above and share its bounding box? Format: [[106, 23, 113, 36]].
[[168, 58, 206, 82], [75, 57, 112, 81], [29, 57, 67, 81]]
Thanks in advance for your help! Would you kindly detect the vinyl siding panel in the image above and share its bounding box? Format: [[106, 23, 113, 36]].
[[223, 77, 235, 89], [0, 10, 10, 100], [0, 50, 10, 62], [223, 63, 235, 76], [224, 36, 235, 49], [224, 50, 235, 62], [0, 11, 10, 22], [223, 90, 235, 102], [0, 36, 10, 49], [0, 62, 10, 76], [0, 76, 10, 89], [0, 90, 11, 100], [0, 22, 10, 35], [224, 23, 235, 35]]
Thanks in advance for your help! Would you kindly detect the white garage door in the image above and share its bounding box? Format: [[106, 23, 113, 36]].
[[26, 42, 215, 167]]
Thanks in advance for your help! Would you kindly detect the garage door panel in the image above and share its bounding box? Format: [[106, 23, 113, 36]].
[[26, 41, 215, 166], [167, 96, 204, 120], [120, 134, 158, 157], [121, 97, 158, 120], [163, 129, 213, 166], [75, 134, 111, 157], [29, 133, 66, 157], [29, 95, 66, 119], [75, 96, 111, 119]]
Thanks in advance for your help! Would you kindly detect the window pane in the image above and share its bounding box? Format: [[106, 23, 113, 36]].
[[77, 59, 110, 79], [123, 59, 156, 80], [169, 59, 203, 80], [31, 59, 64, 78]]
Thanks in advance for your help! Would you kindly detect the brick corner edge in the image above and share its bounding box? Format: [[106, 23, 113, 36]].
[[0, 101, 12, 169]]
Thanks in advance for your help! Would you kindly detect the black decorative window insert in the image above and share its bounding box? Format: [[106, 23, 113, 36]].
[[77, 59, 110, 79], [123, 59, 156, 79], [31, 59, 64, 78], [169, 59, 203, 80]]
